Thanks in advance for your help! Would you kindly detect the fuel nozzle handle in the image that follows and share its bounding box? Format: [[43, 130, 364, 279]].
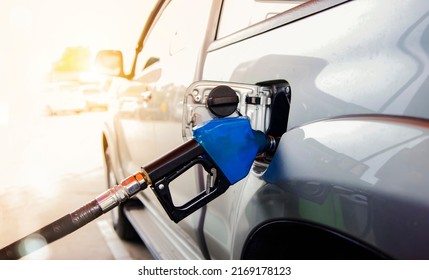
[[145, 117, 275, 222]]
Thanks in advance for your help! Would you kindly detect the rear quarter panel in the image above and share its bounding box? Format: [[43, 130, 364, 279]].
[[248, 116, 429, 259]]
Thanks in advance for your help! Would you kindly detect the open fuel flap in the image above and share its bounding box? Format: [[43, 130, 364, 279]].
[[183, 79, 291, 165]]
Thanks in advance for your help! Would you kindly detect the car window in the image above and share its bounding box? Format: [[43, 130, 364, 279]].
[[135, 0, 212, 85], [217, 0, 309, 39]]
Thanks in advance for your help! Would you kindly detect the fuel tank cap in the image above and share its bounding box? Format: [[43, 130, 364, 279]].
[[206, 85, 239, 118]]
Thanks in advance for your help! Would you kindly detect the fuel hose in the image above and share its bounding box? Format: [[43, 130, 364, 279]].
[[0, 200, 103, 260], [0, 171, 149, 260]]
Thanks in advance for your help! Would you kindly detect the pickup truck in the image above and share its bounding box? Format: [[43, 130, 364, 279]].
[[97, 0, 429, 259]]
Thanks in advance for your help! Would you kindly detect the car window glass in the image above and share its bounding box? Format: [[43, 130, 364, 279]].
[[217, 0, 309, 39], [135, 0, 212, 85]]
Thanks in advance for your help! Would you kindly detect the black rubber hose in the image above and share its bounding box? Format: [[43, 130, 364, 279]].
[[0, 199, 103, 260]]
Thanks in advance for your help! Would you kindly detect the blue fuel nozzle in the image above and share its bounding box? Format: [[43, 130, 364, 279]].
[[192, 117, 270, 185], [144, 116, 274, 223]]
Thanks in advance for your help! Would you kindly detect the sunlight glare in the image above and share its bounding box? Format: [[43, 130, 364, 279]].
[[0, 102, 10, 126], [18, 234, 50, 259], [8, 5, 33, 34]]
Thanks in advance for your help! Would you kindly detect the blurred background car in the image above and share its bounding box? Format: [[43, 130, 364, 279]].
[[80, 84, 110, 111], [43, 81, 86, 116]]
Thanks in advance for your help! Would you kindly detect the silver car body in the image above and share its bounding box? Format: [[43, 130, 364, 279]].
[[102, 0, 429, 259]]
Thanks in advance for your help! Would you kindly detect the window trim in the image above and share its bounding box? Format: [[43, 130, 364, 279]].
[[209, 0, 352, 52]]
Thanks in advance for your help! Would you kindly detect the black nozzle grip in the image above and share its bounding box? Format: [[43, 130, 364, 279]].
[[143, 139, 231, 223]]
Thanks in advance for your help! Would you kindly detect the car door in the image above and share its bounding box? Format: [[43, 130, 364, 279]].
[[115, 0, 215, 247]]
